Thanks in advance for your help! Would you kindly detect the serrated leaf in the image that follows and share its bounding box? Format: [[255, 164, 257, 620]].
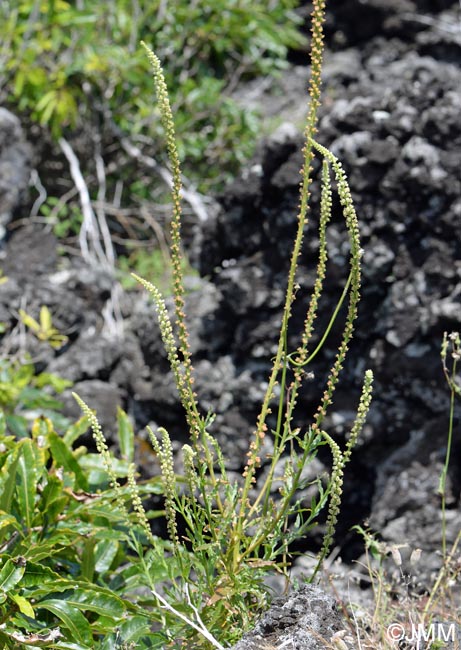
[[21, 561, 62, 587], [23, 541, 74, 564], [28, 579, 81, 599], [61, 586, 125, 619], [37, 599, 93, 647], [78, 453, 130, 476], [0, 556, 26, 592], [30, 585, 128, 639], [113, 615, 151, 644], [11, 593, 35, 617], [39, 473, 66, 509]]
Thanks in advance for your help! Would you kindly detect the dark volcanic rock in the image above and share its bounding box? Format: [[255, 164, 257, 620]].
[[0, 226, 118, 377], [0, 108, 32, 238]]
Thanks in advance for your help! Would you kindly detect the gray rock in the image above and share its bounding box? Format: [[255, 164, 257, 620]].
[[230, 585, 345, 650], [62, 379, 122, 435], [0, 108, 32, 237]]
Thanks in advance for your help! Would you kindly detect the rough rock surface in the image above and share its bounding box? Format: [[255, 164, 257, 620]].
[[230, 585, 345, 650], [0, 108, 32, 237]]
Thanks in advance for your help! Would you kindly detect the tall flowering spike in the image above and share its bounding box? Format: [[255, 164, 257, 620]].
[[307, 140, 363, 435], [247, 0, 328, 492], [183, 444, 199, 494], [147, 426, 179, 548], [343, 369, 374, 464], [141, 42, 197, 433], [133, 276, 183, 396], [316, 430, 345, 569], [303, 0, 326, 141], [133, 273, 201, 441], [296, 159, 332, 369], [127, 463, 157, 547], [72, 393, 128, 519]]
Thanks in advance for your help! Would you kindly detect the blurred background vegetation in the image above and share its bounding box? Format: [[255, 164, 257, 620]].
[[0, 0, 306, 277]]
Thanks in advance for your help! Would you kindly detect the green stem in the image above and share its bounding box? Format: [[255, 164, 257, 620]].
[[440, 353, 457, 558], [290, 270, 352, 369], [235, 0, 327, 560]]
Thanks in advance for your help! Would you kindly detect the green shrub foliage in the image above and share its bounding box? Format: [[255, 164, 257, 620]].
[[0, 408, 167, 649], [1, 0, 305, 185]]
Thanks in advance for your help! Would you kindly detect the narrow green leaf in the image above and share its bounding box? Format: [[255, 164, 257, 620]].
[[80, 538, 96, 582], [13, 69, 25, 95], [48, 432, 89, 491], [0, 450, 20, 514], [16, 439, 39, 529], [35, 372, 73, 393], [18, 309, 40, 333], [39, 306, 52, 331], [39, 474, 67, 513], [13, 362, 35, 388], [94, 539, 119, 573], [37, 599, 93, 647], [39, 94, 58, 127], [20, 387, 63, 412], [5, 414, 28, 438]]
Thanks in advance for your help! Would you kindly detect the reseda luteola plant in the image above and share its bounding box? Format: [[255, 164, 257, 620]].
[[76, 0, 374, 646]]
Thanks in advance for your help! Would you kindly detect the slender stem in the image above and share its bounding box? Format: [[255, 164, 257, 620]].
[[235, 0, 327, 560], [290, 270, 353, 369], [440, 385, 455, 558]]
